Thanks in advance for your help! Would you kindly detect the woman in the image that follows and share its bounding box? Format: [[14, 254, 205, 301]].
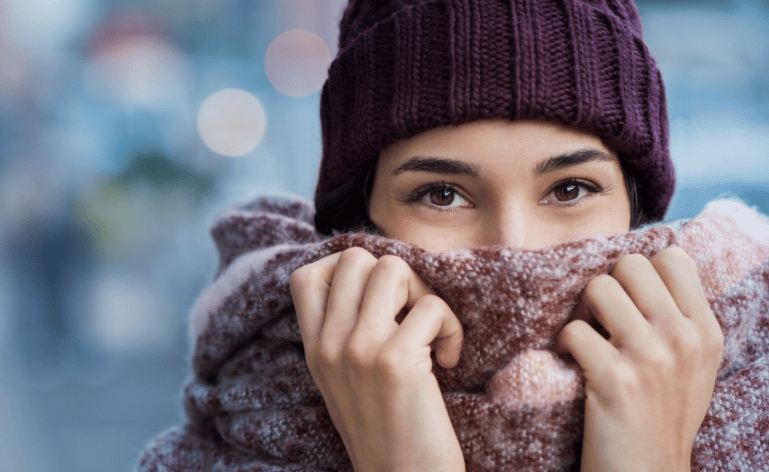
[[291, 1, 721, 470], [292, 122, 721, 471], [139, 1, 769, 471]]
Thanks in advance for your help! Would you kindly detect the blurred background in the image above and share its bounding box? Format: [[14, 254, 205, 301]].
[[0, 0, 767, 471]]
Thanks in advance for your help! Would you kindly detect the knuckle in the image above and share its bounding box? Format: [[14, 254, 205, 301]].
[[343, 337, 372, 366], [664, 245, 691, 261], [671, 329, 702, 359], [656, 246, 697, 272], [414, 293, 448, 313], [598, 358, 639, 393], [315, 343, 340, 371], [561, 319, 588, 341], [616, 371, 642, 395], [373, 347, 407, 382], [289, 265, 314, 288], [338, 247, 376, 266], [689, 305, 723, 361], [556, 321, 583, 351], [376, 255, 417, 292], [558, 320, 579, 340], [376, 254, 410, 275], [585, 273, 618, 295], [705, 323, 725, 359], [614, 253, 650, 275], [644, 347, 676, 375], [377, 254, 411, 275]]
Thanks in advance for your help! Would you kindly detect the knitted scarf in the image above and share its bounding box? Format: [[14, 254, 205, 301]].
[[137, 196, 769, 472]]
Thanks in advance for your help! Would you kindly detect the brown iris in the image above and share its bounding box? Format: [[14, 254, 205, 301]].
[[554, 183, 580, 202], [430, 188, 455, 206]]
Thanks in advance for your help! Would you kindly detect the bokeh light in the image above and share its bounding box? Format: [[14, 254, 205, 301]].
[[264, 29, 332, 97], [83, 34, 191, 110], [0, 46, 30, 109], [196, 89, 267, 157], [87, 270, 174, 353], [1, 0, 97, 56]]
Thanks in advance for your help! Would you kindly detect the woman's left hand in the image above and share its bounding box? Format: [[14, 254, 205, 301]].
[[557, 247, 724, 472]]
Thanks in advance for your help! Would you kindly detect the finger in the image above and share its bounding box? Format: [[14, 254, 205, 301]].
[[577, 274, 652, 348], [649, 247, 713, 324], [354, 255, 433, 342], [650, 247, 724, 355], [569, 295, 609, 340], [383, 294, 463, 369], [321, 248, 378, 350], [557, 318, 619, 376], [290, 252, 343, 350], [610, 253, 684, 328]]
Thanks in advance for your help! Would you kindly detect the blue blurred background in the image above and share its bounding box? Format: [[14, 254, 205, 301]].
[[0, 1, 767, 471]]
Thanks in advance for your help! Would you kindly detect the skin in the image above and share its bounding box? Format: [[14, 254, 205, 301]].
[[290, 119, 724, 472], [369, 119, 631, 249]]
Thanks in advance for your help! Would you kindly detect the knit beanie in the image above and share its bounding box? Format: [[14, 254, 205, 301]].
[[316, 0, 674, 223]]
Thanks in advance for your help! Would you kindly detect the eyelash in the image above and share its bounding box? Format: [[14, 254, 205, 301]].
[[404, 179, 605, 210], [404, 182, 468, 211], [545, 179, 604, 207]]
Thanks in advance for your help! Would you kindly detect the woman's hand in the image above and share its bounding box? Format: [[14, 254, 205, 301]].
[[558, 247, 724, 472], [290, 247, 465, 472]]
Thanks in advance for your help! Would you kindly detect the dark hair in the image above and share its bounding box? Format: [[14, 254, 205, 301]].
[[315, 159, 651, 235], [314, 158, 379, 235], [624, 167, 651, 229]]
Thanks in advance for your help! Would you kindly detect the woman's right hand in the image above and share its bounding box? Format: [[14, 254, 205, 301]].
[[289, 247, 466, 472]]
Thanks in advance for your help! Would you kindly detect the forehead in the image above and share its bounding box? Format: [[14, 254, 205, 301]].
[[378, 119, 618, 172]]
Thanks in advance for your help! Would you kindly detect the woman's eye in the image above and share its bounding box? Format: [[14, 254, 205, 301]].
[[545, 180, 601, 204], [553, 183, 582, 201], [409, 184, 471, 209], [429, 188, 458, 206]]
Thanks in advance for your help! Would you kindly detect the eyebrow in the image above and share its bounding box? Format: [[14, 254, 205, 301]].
[[535, 149, 614, 175], [391, 149, 613, 177], [392, 156, 479, 177]]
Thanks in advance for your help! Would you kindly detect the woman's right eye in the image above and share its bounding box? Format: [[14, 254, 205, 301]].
[[428, 187, 458, 206], [408, 184, 472, 210]]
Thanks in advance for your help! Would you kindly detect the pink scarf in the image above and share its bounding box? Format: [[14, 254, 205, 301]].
[[137, 196, 769, 471]]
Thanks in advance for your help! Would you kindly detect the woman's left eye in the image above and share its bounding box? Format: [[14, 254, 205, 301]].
[[423, 185, 471, 209], [543, 180, 602, 205], [406, 183, 472, 210]]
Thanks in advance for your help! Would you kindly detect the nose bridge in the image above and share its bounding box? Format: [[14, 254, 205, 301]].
[[494, 201, 529, 248]]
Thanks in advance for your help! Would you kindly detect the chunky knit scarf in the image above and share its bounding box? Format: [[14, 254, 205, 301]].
[[137, 196, 769, 472]]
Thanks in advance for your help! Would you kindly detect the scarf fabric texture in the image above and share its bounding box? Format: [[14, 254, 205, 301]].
[[137, 196, 769, 472]]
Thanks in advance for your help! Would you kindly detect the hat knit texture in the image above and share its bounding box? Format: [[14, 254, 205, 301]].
[[316, 0, 674, 222]]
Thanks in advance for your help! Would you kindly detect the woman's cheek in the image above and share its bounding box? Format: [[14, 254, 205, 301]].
[[403, 221, 480, 252]]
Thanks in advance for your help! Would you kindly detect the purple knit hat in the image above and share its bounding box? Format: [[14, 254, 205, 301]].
[[316, 0, 675, 222]]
